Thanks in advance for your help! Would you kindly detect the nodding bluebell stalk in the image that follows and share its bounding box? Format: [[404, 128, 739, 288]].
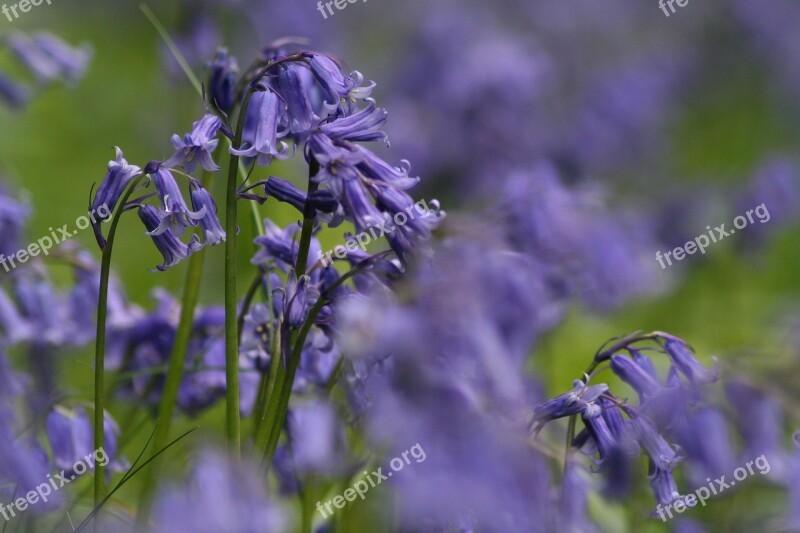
[[88, 164, 145, 518], [533, 331, 717, 510]]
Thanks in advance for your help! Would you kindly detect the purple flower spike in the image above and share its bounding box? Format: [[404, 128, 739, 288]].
[[164, 114, 222, 173]]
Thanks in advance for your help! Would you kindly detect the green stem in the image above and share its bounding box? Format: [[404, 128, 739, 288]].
[[262, 298, 327, 467], [93, 175, 145, 522], [134, 175, 212, 527], [254, 317, 284, 451], [294, 158, 319, 277], [224, 90, 254, 457], [256, 161, 319, 466]]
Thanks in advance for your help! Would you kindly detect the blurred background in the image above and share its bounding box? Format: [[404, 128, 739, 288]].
[[2, 0, 800, 531]]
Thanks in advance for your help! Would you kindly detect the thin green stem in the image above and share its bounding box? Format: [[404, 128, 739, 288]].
[[254, 317, 284, 451], [262, 297, 327, 467], [293, 158, 319, 277], [139, 4, 202, 95], [93, 175, 145, 522], [224, 89, 254, 457], [256, 160, 319, 466]]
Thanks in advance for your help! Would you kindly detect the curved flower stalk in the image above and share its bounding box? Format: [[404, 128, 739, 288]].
[[532, 331, 721, 511], [88, 130, 224, 514]]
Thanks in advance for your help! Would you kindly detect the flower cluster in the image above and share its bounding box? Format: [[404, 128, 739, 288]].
[[533, 332, 720, 510], [0, 31, 91, 109]]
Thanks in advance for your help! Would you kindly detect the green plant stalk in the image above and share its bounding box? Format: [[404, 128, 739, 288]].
[[293, 158, 320, 278], [257, 160, 319, 464], [258, 254, 385, 465], [262, 299, 326, 466], [134, 173, 213, 526], [254, 318, 284, 451], [224, 89, 255, 457], [93, 175, 145, 519]]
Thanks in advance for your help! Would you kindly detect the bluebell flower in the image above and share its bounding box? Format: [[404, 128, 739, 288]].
[[287, 400, 347, 476], [273, 63, 317, 137], [598, 396, 639, 455], [627, 408, 681, 472], [240, 302, 275, 372], [306, 52, 375, 113], [0, 182, 29, 258], [178, 312, 228, 415], [630, 348, 659, 380], [164, 114, 222, 173], [251, 220, 301, 271], [90, 147, 142, 248], [189, 180, 226, 245], [0, 286, 33, 345], [7, 32, 91, 85], [674, 407, 736, 484], [725, 380, 785, 464], [229, 86, 292, 166], [297, 328, 342, 388], [207, 48, 239, 113], [45, 406, 126, 478], [66, 249, 143, 369], [532, 380, 608, 426], [13, 270, 71, 346], [150, 449, 286, 533], [138, 205, 203, 271], [278, 272, 319, 329], [660, 334, 719, 386], [610, 354, 663, 402], [318, 101, 388, 143], [582, 403, 620, 465], [148, 168, 207, 237], [0, 425, 56, 509], [559, 461, 599, 533], [649, 466, 682, 505], [0, 72, 29, 108]]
